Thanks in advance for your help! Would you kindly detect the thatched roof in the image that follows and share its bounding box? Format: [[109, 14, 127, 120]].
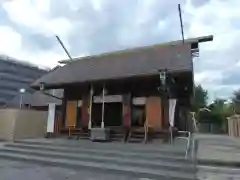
[[31, 35, 213, 89]]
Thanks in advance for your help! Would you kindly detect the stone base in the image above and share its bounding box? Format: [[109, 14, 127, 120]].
[[90, 128, 110, 142]]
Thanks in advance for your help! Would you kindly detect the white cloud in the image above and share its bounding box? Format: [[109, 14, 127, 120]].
[[0, 26, 22, 55], [3, 0, 47, 29], [1, 0, 75, 67], [0, 26, 68, 68], [185, 0, 240, 54], [194, 70, 223, 85], [206, 84, 240, 103], [237, 61, 240, 67], [3, 0, 72, 38], [17, 49, 70, 68], [183, 0, 240, 100], [91, 0, 103, 11]]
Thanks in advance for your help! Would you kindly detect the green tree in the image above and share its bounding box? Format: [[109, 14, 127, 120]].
[[209, 98, 226, 112], [232, 89, 240, 113], [208, 98, 229, 124], [191, 85, 208, 112]]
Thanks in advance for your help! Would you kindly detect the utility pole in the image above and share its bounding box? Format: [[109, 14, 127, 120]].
[[55, 35, 73, 61], [178, 4, 185, 44]]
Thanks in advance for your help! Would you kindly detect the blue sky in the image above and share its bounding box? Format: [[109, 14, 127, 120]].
[[0, 0, 239, 102]]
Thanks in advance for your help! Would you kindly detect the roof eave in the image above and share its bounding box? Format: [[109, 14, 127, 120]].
[[30, 69, 192, 90], [197, 35, 213, 43], [58, 35, 213, 64]]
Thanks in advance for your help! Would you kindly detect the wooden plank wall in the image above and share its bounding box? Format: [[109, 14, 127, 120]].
[[65, 101, 77, 127], [145, 96, 163, 130]]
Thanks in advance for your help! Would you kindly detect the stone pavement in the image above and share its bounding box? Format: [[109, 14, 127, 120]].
[[0, 138, 194, 180], [195, 133, 240, 167], [4, 134, 240, 180], [197, 165, 240, 180], [195, 133, 240, 180], [0, 160, 142, 180]]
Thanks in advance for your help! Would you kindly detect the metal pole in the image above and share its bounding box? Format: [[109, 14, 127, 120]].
[[19, 94, 23, 109], [101, 85, 105, 128], [88, 85, 93, 129], [55, 35, 73, 61], [178, 4, 185, 44]]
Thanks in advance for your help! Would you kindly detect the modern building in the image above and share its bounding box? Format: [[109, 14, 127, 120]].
[[0, 55, 47, 107], [31, 35, 213, 141]]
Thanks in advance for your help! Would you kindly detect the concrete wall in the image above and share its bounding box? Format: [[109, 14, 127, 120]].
[[0, 109, 18, 141], [14, 109, 47, 140], [0, 108, 47, 141]]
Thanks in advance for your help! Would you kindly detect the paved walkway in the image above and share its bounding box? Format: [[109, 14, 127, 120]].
[[0, 160, 141, 180], [0, 138, 190, 180], [197, 165, 240, 180], [195, 133, 240, 180], [195, 133, 240, 167]]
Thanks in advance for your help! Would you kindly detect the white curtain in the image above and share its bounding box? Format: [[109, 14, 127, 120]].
[[169, 99, 177, 127]]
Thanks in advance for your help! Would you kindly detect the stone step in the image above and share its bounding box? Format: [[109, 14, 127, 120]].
[[127, 138, 145, 143], [110, 133, 124, 139], [67, 136, 89, 140], [0, 147, 194, 172], [5, 143, 187, 161], [110, 137, 124, 141], [13, 139, 187, 156], [129, 134, 145, 139], [0, 151, 195, 180]]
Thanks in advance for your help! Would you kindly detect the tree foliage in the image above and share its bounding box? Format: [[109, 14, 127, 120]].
[[209, 99, 230, 123], [191, 87, 240, 132], [232, 89, 240, 113], [191, 85, 208, 112]]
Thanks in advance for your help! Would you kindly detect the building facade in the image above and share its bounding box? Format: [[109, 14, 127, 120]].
[[31, 35, 213, 140], [0, 55, 47, 107]]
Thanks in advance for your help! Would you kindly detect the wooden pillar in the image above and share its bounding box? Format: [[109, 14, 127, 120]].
[[88, 86, 93, 129], [61, 97, 67, 129], [81, 94, 89, 128], [162, 97, 169, 129], [122, 94, 132, 128], [101, 85, 105, 128]]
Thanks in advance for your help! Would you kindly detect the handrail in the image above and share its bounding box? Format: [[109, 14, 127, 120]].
[[68, 124, 76, 138], [176, 130, 191, 159]]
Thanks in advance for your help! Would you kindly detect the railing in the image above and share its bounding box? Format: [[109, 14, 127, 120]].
[[175, 130, 191, 159], [68, 124, 76, 138]]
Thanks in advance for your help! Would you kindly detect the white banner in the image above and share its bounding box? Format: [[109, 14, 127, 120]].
[[47, 103, 56, 133], [169, 99, 177, 127]]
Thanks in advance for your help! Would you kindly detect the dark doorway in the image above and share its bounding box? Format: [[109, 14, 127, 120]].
[[105, 103, 122, 127], [92, 103, 102, 127], [132, 105, 145, 127], [92, 103, 122, 127]]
